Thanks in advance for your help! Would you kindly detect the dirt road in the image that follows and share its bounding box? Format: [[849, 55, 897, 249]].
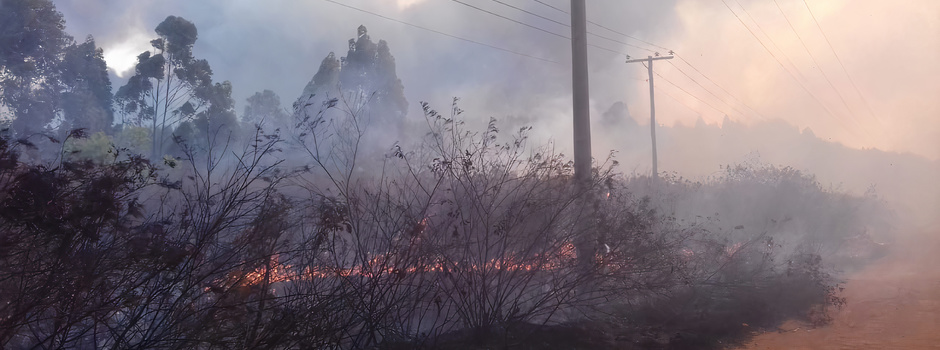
[[742, 227, 940, 349]]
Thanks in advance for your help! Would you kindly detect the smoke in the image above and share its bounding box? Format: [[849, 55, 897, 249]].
[[53, 0, 940, 225]]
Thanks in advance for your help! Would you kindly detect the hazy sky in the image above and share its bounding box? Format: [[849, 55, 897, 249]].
[[55, 0, 940, 160]]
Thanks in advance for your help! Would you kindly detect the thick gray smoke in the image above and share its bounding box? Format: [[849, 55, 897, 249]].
[[53, 1, 939, 219]]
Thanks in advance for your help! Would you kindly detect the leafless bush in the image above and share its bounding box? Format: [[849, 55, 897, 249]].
[[0, 99, 890, 349], [0, 136, 156, 348], [288, 98, 694, 348]]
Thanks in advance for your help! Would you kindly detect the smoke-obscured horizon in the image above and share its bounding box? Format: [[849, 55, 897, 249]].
[[52, 0, 940, 226], [3, 2, 938, 347], [55, 0, 940, 160]]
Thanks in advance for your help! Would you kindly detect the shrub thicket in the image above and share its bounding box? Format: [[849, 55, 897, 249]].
[[0, 100, 892, 349]]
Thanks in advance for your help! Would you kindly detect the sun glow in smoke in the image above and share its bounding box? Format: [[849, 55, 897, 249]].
[[396, 0, 427, 10], [102, 31, 154, 78]]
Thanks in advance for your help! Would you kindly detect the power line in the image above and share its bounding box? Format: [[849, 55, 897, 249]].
[[663, 60, 751, 120], [492, 1, 666, 56], [532, 0, 821, 127], [801, 0, 879, 122], [644, 62, 734, 118], [532, 1, 757, 121], [320, 0, 559, 64], [588, 22, 667, 53], [453, 0, 633, 56], [532, 0, 566, 14], [590, 30, 660, 53], [529, 1, 767, 122], [732, 0, 875, 136], [587, 43, 630, 56], [535, 2, 760, 121], [489, 0, 567, 27], [773, 0, 855, 120], [450, 0, 568, 39], [530, 2, 741, 119], [731, 0, 809, 83], [674, 55, 767, 119], [531, 0, 667, 53], [719, 0, 858, 134], [657, 85, 704, 117]]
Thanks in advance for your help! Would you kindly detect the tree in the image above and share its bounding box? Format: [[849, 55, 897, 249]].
[[0, 0, 71, 135], [59, 36, 113, 134], [299, 25, 408, 122], [115, 15, 214, 158], [191, 80, 240, 148], [243, 89, 289, 132], [0, 0, 114, 144], [295, 25, 410, 163]]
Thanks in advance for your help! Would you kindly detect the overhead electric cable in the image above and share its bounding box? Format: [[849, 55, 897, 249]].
[[773, 0, 855, 119], [452, 0, 633, 56], [489, 0, 568, 27], [533, 0, 766, 121], [731, 0, 873, 136], [532, 0, 566, 14], [644, 62, 734, 118], [657, 86, 704, 117], [450, 0, 568, 39], [589, 31, 660, 53], [588, 22, 668, 53], [801, 0, 879, 122], [663, 60, 751, 119], [674, 55, 767, 119], [531, 0, 667, 52], [587, 44, 630, 56], [719, 0, 859, 134], [732, 0, 808, 83], [321, 0, 559, 64], [535, 1, 763, 120]]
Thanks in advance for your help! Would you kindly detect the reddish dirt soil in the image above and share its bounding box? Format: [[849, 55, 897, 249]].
[[741, 226, 940, 349]]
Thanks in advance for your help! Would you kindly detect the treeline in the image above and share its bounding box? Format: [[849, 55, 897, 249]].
[[1, 1, 236, 159], [1, 1, 407, 164]]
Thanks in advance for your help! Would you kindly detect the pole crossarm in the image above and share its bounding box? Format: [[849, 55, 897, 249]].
[[625, 55, 674, 64]]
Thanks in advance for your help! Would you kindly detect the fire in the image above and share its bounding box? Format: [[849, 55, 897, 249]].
[[726, 242, 745, 256], [242, 254, 293, 285], [228, 240, 592, 290], [226, 221, 612, 290]]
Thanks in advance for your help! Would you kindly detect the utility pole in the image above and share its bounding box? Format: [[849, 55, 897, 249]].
[[570, 0, 595, 273], [570, 0, 591, 186], [626, 54, 673, 181]]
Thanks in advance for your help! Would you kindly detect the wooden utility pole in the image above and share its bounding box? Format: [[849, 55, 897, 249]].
[[570, 0, 596, 273], [626, 54, 673, 181], [570, 0, 591, 185]]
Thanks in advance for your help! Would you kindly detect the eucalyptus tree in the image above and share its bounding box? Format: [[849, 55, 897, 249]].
[[0, 0, 70, 135], [243, 89, 290, 133], [1, 0, 113, 143], [115, 15, 215, 158], [60, 36, 113, 134]]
